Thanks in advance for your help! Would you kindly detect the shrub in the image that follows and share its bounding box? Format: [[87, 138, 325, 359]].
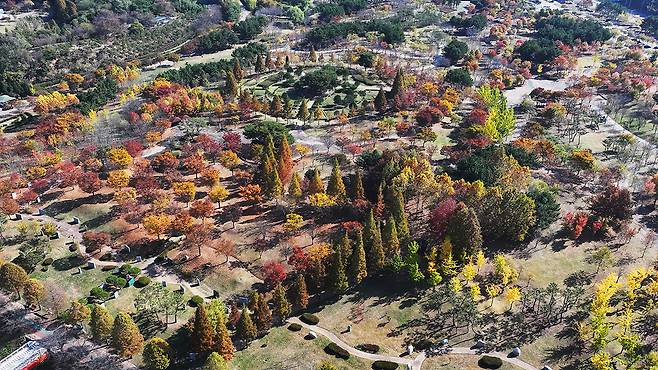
[[372, 360, 399, 370], [325, 342, 350, 359], [190, 295, 204, 306], [41, 257, 53, 266], [119, 264, 141, 277], [135, 276, 151, 288], [106, 275, 127, 288], [357, 343, 380, 353], [288, 323, 302, 331], [478, 355, 503, 369], [300, 313, 319, 325], [90, 287, 110, 301], [445, 68, 473, 86]]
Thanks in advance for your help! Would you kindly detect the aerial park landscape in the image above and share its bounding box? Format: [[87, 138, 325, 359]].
[[0, 0, 658, 369]]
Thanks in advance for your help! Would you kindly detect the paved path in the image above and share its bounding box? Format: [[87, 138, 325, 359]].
[[287, 317, 541, 370]]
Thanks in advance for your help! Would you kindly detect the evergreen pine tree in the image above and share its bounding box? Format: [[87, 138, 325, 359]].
[[254, 295, 272, 331], [214, 319, 235, 360], [329, 244, 349, 293], [297, 99, 310, 125], [339, 230, 352, 267], [352, 170, 365, 200], [307, 169, 324, 194], [204, 352, 229, 370], [248, 291, 260, 312], [270, 95, 283, 118], [294, 274, 309, 309], [390, 68, 404, 99], [288, 172, 303, 200], [326, 159, 346, 199], [225, 71, 238, 98], [277, 135, 293, 183], [382, 216, 400, 257], [348, 229, 368, 285], [265, 52, 274, 70], [143, 337, 171, 370], [375, 88, 387, 114], [111, 312, 144, 358], [90, 304, 113, 343], [446, 205, 482, 263], [272, 282, 291, 320], [193, 304, 216, 353], [233, 58, 244, 81], [255, 54, 266, 73], [388, 188, 410, 246], [236, 309, 257, 342], [364, 209, 385, 273], [310, 47, 318, 63], [374, 183, 385, 218], [270, 166, 284, 198]]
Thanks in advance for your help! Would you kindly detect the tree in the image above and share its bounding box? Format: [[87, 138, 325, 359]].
[[209, 185, 229, 207], [191, 198, 215, 221], [262, 261, 287, 287], [233, 58, 244, 81], [143, 213, 171, 240], [445, 68, 473, 86], [184, 154, 206, 179], [204, 352, 229, 370], [112, 312, 144, 357], [107, 170, 130, 189], [589, 246, 614, 274], [348, 229, 368, 285], [90, 304, 113, 343], [0, 262, 28, 299], [82, 231, 111, 253], [236, 309, 257, 342], [108, 147, 133, 168], [226, 71, 238, 98], [352, 170, 365, 200], [390, 68, 403, 99], [288, 172, 303, 200], [297, 99, 310, 124], [66, 301, 90, 324], [326, 160, 346, 199], [446, 204, 482, 262], [444, 39, 469, 63], [329, 244, 349, 293], [590, 184, 632, 222], [294, 274, 309, 309], [270, 95, 283, 118], [382, 217, 400, 258], [143, 337, 171, 370], [194, 304, 216, 353], [375, 88, 387, 113], [364, 209, 384, 273], [388, 189, 409, 245], [273, 282, 291, 320], [278, 135, 293, 183], [23, 278, 45, 309], [307, 169, 325, 194], [504, 287, 522, 310], [214, 318, 234, 360], [77, 172, 102, 195]]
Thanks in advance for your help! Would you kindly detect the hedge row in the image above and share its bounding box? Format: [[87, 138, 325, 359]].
[[300, 313, 319, 325], [372, 360, 399, 370], [325, 343, 350, 359]]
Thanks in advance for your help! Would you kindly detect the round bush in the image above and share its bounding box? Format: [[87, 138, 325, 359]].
[[478, 355, 503, 369], [300, 313, 319, 325], [42, 257, 54, 266], [325, 342, 350, 359], [357, 343, 380, 354], [135, 276, 151, 288], [288, 323, 302, 332], [190, 295, 204, 306], [372, 360, 398, 370]]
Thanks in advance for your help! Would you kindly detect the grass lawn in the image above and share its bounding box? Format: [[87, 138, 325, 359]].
[[422, 354, 523, 370], [232, 326, 371, 370]]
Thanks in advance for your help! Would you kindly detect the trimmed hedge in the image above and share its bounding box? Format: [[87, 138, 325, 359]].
[[135, 276, 151, 288], [42, 257, 53, 266], [478, 355, 503, 369], [288, 323, 302, 331], [357, 343, 380, 354], [325, 342, 350, 359], [300, 313, 319, 325], [372, 360, 399, 370], [190, 295, 204, 306]]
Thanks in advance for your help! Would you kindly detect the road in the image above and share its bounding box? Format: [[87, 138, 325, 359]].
[[287, 317, 541, 370]]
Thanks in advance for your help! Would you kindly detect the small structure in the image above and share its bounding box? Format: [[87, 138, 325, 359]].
[[87, 261, 96, 269], [194, 278, 201, 286], [308, 331, 318, 339], [14, 213, 21, 220], [122, 245, 131, 254], [407, 344, 414, 355], [474, 340, 486, 349], [510, 347, 521, 357], [51, 231, 60, 240], [76, 267, 83, 275], [113, 291, 120, 299], [213, 290, 220, 298], [135, 256, 142, 263], [542, 366, 553, 370], [347, 325, 351, 333], [71, 217, 80, 225], [162, 281, 167, 287], [441, 338, 449, 346], [37, 208, 45, 216]]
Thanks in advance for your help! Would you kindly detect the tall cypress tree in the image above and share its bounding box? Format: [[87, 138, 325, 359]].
[[233, 58, 244, 81], [390, 68, 404, 99], [193, 304, 216, 353], [382, 216, 400, 257], [214, 319, 235, 360], [388, 188, 410, 246], [339, 230, 352, 267], [297, 99, 310, 125], [204, 352, 229, 370], [111, 312, 144, 358], [294, 274, 309, 309], [270, 95, 283, 118], [364, 210, 385, 273], [255, 54, 266, 73], [326, 159, 346, 199], [375, 88, 387, 114], [225, 70, 238, 98], [272, 282, 291, 320], [352, 170, 365, 200], [307, 169, 324, 194], [90, 304, 113, 343], [329, 244, 348, 293], [277, 135, 293, 183], [288, 172, 302, 200], [447, 204, 482, 263], [254, 294, 272, 332], [348, 229, 368, 285], [236, 309, 257, 342]]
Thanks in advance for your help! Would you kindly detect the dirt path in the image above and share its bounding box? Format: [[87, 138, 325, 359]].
[[287, 317, 541, 370]]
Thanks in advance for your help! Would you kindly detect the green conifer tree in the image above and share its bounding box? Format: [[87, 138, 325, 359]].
[[193, 304, 216, 353], [326, 160, 346, 199], [352, 170, 365, 200], [329, 244, 349, 293], [272, 282, 291, 320], [364, 209, 385, 273], [111, 312, 144, 358], [90, 304, 114, 343], [307, 169, 324, 194], [236, 309, 257, 342], [375, 88, 387, 114], [348, 229, 368, 285], [382, 216, 400, 257]]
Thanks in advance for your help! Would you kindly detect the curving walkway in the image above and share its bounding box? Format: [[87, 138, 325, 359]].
[[287, 317, 540, 370]]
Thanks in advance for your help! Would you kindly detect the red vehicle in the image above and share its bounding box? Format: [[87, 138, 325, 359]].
[[0, 341, 48, 370]]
